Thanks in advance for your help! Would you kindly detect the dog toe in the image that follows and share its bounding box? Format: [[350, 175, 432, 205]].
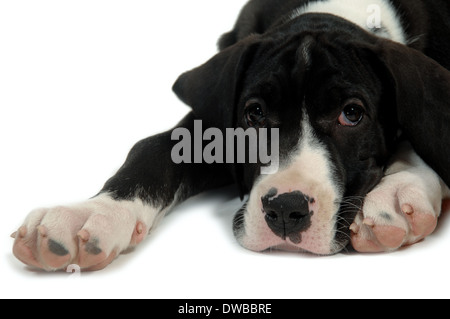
[[350, 222, 405, 252], [12, 226, 43, 269], [371, 225, 406, 249], [400, 203, 437, 239], [37, 226, 72, 270], [397, 186, 439, 240], [351, 233, 385, 253], [76, 231, 110, 269]]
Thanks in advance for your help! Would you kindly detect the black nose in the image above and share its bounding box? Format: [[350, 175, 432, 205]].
[[261, 190, 313, 243]]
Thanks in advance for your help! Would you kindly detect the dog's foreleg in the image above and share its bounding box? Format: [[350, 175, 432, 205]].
[[12, 112, 233, 271]]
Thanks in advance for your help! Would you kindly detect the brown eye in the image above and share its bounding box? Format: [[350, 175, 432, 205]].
[[338, 98, 365, 127], [244, 98, 267, 128]]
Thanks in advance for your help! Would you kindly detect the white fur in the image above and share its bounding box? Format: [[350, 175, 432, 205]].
[[290, 0, 407, 44], [238, 112, 344, 255]]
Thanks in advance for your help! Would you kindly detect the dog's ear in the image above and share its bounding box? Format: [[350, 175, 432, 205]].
[[373, 40, 450, 185], [172, 36, 260, 198], [172, 36, 259, 129]]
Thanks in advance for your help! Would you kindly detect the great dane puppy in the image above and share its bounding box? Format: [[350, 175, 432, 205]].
[[12, 0, 450, 271]]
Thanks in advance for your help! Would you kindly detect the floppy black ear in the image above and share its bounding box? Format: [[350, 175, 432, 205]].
[[172, 36, 260, 198], [172, 35, 259, 129], [376, 40, 450, 186]]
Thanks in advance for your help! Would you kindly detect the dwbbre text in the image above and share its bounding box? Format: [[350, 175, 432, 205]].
[[178, 303, 272, 316]]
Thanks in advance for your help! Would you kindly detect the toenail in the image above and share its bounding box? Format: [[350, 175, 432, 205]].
[[136, 222, 143, 234], [402, 204, 414, 215], [77, 229, 90, 242], [37, 225, 48, 237], [363, 218, 375, 227], [19, 226, 27, 238], [350, 223, 359, 233]]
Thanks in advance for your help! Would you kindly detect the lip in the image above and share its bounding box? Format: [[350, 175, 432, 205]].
[[270, 239, 341, 256]]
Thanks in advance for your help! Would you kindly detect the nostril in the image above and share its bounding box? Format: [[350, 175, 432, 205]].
[[266, 210, 279, 222], [289, 211, 308, 221]]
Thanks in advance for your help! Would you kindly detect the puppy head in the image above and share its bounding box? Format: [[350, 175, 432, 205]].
[[173, 14, 450, 255]]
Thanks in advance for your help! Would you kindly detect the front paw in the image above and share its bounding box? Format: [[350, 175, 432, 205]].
[[11, 194, 155, 271], [351, 171, 441, 253]]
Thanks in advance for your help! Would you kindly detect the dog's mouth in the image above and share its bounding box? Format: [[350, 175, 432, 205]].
[[233, 209, 353, 256], [232, 187, 353, 256]]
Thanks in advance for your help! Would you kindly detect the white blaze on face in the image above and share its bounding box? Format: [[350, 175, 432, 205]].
[[237, 113, 345, 255]]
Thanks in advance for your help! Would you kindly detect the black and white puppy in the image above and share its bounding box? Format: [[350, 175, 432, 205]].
[[12, 0, 450, 271]]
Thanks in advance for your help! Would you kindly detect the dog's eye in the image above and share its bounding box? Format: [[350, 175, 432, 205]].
[[244, 98, 267, 128], [338, 99, 365, 127]]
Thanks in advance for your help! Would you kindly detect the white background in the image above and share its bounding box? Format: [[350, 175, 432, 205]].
[[1, 0, 450, 299]]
